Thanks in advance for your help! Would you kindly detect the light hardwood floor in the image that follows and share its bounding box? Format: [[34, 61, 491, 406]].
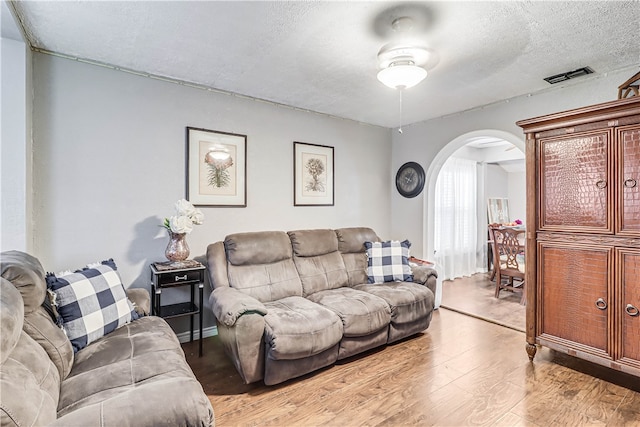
[[183, 309, 640, 426], [440, 273, 526, 332]]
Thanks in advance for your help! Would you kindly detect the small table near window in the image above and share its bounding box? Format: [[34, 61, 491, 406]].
[[150, 261, 205, 357]]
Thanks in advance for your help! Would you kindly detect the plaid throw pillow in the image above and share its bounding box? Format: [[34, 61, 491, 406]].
[[365, 240, 414, 284], [46, 259, 139, 353]]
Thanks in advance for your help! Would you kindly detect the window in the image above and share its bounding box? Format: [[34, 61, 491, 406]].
[[434, 157, 478, 280]]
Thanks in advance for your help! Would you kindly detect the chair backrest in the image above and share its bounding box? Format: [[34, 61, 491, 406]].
[[491, 227, 525, 276]]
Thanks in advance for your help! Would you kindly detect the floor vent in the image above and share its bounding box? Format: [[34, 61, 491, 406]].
[[544, 66, 594, 84]]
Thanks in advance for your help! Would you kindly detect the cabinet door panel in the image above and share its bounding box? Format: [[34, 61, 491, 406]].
[[618, 249, 640, 367], [618, 126, 640, 236], [539, 131, 611, 232], [539, 243, 612, 355]]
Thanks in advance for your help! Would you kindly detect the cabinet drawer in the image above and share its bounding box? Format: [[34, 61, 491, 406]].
[[156, 269, 202, 287]]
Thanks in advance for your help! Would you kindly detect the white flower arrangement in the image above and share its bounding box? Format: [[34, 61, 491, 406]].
[[162, 199, 204, 234]]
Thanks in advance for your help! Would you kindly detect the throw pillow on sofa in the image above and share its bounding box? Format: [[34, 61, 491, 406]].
[[45, 259, 139, 352], [365, 240, 413, 284]]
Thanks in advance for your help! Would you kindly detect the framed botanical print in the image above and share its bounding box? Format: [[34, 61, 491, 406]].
[[293, 141, 334, 206], [186, 127, 247, 207]]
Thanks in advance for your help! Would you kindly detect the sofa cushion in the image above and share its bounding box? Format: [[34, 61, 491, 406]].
[[293, 251, 349, 296], [1, 279, 60, 427], [1, 251, 74, 379], [227, 260, 302, 303], [56, 316, 214, 426], [0, 278, 22, 363], [306, 287, 391, 337], [22, 306, 75, 380], [355, 282, 434, 326], [289, 229, 349, 296], [46, 260, 139, 352], [0, 250, 48, 314], [336, 227, 380, 253], [289, 229, 338, 257], [225, 231, 292, 266], [264, 296, 343, 360], [335, 227, 380, 286], [225, 231, 303, 302], [365, 240, 413, 283], [1, 279, 23, 365]]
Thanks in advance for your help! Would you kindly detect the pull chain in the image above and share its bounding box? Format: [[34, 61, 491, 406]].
[[398, 89, 403, 134]]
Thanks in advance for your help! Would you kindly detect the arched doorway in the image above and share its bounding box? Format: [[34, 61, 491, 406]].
[[424, 129, 525, 308]]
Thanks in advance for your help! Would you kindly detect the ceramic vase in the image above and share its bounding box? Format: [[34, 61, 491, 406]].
[[165, 231, 190, 262]]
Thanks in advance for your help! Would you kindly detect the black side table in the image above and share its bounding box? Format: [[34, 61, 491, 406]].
[[150, 261, 206, 357]]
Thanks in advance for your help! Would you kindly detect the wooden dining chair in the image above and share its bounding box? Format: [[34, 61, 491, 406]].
[[491, 226, 526, 305], [487, 223, 501, 281]]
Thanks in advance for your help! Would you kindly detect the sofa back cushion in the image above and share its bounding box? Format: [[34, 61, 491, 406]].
[[335, 227, 381, 286], [288, 229, 349, 296], [0, 250, 47, 313], [1, 251, 74, 379], [225, 231, 302, 302], [22, 307, 75, 380], [1, 278, 60, 427], [226, 231, 292, 265], [0, 278, 22, 364]]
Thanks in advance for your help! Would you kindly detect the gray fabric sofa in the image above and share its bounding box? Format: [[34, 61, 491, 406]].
[[0, 251, 214, 427], [207, 227, 437, 385]]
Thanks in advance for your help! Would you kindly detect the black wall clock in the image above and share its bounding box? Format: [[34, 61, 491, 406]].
[[395, 162, 425, 198]]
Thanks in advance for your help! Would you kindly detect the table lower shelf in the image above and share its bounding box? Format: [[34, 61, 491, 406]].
[[157, 302, 199, 319]]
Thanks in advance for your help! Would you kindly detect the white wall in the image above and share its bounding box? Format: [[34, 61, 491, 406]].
[[485, 164, 508, 200], [1, 3, 32, 252], [483, 165, 525, 223], [31, 53, 392, 334], [507, 171, 526, 223], [391, 66, 638, 260]]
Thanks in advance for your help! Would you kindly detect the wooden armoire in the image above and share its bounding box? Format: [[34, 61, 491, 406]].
[[517, 96, 640, 378]]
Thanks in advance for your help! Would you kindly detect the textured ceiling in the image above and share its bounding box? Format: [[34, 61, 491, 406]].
[[10, 1, 640, 128]]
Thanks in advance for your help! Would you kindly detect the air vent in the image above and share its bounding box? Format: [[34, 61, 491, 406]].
[[544, 67, 594, 84]]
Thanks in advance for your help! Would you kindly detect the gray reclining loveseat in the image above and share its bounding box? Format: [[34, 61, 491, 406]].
[[207, 227, 437, 385], [0, 251, 214, 426]]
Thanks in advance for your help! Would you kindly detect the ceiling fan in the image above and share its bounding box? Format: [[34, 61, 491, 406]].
[[374, 13, 438, 133]]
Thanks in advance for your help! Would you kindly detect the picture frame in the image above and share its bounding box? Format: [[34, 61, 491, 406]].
[[487, 197, 509, 224], [186, 127, 247, 207], [294, 141, 334, 206]]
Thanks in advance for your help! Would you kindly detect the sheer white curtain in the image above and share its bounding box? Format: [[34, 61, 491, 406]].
[[433, 157, 478, 281]]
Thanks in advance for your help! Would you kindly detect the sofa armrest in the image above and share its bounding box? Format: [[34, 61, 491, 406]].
[[207, 241, 230, 289], [411, 265, 438, 296], [126, 288, 150, 316], [210, 286, 267, 327]]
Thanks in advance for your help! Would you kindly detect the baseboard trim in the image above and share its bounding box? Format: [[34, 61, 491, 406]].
[[176, 325, 218, 343]]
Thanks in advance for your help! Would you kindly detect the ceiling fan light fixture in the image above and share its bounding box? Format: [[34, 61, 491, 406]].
[[377, 61, 428, 89]]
